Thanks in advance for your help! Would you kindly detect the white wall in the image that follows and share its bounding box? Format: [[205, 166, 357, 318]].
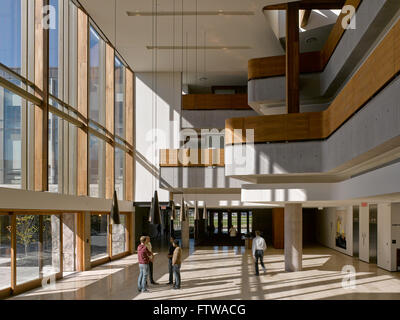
[[135, 72, 182, 202], [359, 205, 369, 263], [316, 206, 353, 256], [377, 203, 391, 271]]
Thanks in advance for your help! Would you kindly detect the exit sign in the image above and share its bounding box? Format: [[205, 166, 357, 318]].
[[361, 202, 368, 207]]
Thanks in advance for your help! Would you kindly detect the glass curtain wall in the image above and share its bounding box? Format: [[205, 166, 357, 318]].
[[115, 146, 124, 200], [48, 0, 62, 193], [88, 26, 106, 198], [0, 0, 23, 189], [114, 56, 125, 200], [90, 214, 108, 261], [15, 214, 61, 285], [0, 215, 11, 290]]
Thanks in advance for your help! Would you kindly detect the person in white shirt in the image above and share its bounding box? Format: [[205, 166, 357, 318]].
[[229, 226, 238, 237], [252, 231, 267, 276]]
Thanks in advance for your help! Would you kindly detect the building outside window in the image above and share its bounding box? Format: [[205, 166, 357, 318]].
[[90, 214, 109, 261], [0, 0, 23, 189], [0, 215, 11, 290]]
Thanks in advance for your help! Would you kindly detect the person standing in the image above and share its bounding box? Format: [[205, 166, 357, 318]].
[[167, 236, 176, 285], [145, 236, 159, 285], [137, 236, 152, 293], [229, 226, 238, 237], [252, 231, 267, 276], [172, 239, 182, 290]]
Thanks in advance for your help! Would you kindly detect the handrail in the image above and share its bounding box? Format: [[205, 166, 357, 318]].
[[227, 15, 400, 144], [248, 0, 361, 80]]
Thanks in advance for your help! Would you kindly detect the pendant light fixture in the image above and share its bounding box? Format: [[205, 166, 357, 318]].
[[180, 196, 186, 222], [171, 200, 176, 221], [202, 202, 207, 220], [194, 201, 199, 220], [149, 191, 161, 225], [111, 190, 121, 224]]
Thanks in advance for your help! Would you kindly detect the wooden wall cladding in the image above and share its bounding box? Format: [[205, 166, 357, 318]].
[[125, 69, 134, 201], [248, 0, 361, 80], [227, 15, 400, 144], [182, 94, 251, 110], [272, 208, 284, 249], [77, 8, 88, 196], [160, 149, 225, 167]]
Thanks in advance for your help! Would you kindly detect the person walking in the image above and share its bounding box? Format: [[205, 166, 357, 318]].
[[145, 236, 159, 285], [252, 231, 267, 276], [172, 239, 182, 290], [137, 236, 152, 293], [167, 236, 176, 285]]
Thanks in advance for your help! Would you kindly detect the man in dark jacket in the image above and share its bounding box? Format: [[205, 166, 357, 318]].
[[137, 236, 152, 293], [167, 236, 176, 285]]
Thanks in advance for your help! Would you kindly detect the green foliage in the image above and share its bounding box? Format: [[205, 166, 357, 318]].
[[15, 216, 39, 256]]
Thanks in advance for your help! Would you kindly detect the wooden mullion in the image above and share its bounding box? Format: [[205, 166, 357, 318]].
[[34, 0, 49, 191]]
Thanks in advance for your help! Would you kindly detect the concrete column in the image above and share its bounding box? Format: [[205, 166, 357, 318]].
[[284, 204, 302, 272], [62, 213, 76, 272], [51, 215, 60, 272], [377, 204, 391, 271], [181, 219, 190, 249]]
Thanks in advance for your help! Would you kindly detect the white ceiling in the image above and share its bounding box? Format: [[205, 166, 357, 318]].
[[79, 0, 284, 86]]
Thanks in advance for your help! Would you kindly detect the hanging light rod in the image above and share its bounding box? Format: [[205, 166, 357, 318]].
[[147, 45, 251, 50], [127, 10, 254, 16]]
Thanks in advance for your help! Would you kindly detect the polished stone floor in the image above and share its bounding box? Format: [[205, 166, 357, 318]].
[[9, 244, 400, 300]]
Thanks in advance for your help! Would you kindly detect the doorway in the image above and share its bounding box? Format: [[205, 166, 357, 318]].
[[353, 206, 359, 258], [369, 205, 377, 264], [397, 249, 400, 271]]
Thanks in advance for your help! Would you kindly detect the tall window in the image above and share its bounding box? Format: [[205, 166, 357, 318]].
[[114, 57, 125, 138], [0, 1, 23, 189], [89, 134, 105, 198], [241, 212, 248, 234], [89, 26, 105, 198], [114, 57, 125, 200], [48, 0, 62, 193], [213, 213, 218, 234], [89, 26, 105, 125], [232, 212, 238, 229], [0, 88, 23, 189], [0, 0, 21, 73], [91, 214, 108, 261], [0, 215, 11, 290], [115, 146, 124, 200], [222, 212, 228, 233]]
